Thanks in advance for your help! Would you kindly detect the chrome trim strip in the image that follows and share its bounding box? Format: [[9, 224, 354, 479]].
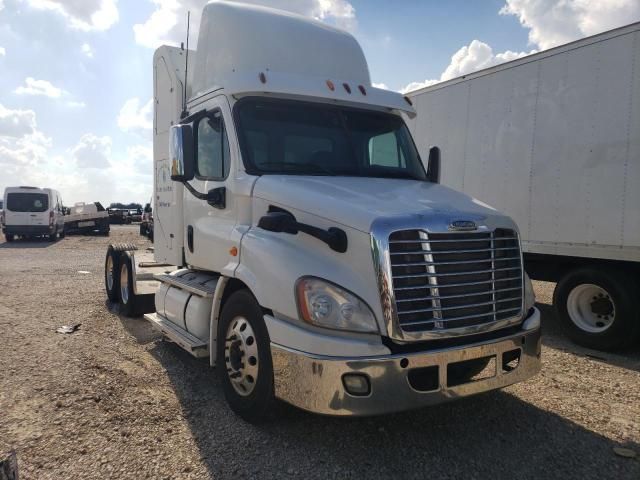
[[393, 255, 520, 267], [400, 309, 522, 328], [390, 246, 519, 255], [398, 296, 522, 315], [393, 275, 522, 291], [395, 286, 522, 303], [394, 266, 521, 279], [389, 236, 518, 244]]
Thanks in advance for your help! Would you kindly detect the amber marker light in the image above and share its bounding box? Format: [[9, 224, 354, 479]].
[[229, 246, 238, 257]]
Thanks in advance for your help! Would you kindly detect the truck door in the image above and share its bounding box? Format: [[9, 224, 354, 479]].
[[183, 96, 239, 275]]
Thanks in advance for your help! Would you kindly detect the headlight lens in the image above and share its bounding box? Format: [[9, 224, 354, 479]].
[[524, 272, 535, 312], [296, 277, 378, 333]]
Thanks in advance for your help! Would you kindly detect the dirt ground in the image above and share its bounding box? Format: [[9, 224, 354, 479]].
[[0, 225, 638, 479]]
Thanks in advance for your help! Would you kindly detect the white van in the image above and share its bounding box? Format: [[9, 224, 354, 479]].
[[2, 186, 66, 242]]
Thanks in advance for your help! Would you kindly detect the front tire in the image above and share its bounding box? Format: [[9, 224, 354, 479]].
[[554, 267, 640, 351], [217, 290, 275, 423], [105, 246, 121, 302]]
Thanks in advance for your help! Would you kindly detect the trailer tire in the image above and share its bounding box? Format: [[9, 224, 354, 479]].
[[119, 254, 137, 317], [5, 234, 14, 243], [217, 290, 275, 423], [105, 246, 121, 302], [554, 267, 640, 351], [139, 224, 145, 236]]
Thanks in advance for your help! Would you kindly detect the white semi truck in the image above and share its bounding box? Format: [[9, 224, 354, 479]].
[[406, 22, 640, 351], [104, 1, 540, 421]]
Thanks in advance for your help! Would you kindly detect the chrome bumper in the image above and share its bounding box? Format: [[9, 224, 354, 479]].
[[271, 308, 541, 416]]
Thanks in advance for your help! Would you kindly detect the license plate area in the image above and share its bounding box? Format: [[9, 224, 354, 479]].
[[447, 355, 496, 387]]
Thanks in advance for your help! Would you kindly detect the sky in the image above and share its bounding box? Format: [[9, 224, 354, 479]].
[[0, 0, 638, 206]]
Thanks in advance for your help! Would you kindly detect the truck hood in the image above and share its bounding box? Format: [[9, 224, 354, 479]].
[[253, 176, 505, 233]]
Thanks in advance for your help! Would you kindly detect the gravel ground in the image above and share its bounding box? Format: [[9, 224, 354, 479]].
[[0, 225, 638, 479]]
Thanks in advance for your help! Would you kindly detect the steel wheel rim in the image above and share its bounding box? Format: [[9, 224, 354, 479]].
[[120, 262, 129, 304], [225, 316, 259, 397], [567, 283, 615, 333], [106, 255, 114, 291]]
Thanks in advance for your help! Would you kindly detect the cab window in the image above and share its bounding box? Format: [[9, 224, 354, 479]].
[[196, 112, 231, 180]]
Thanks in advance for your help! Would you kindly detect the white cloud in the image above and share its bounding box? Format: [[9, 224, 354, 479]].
[[500, 0, 640, 50], [26, 0, 119, 31], [400, 40, 533, 93], [81, 43, 94, 58], [14, 77, 66, 98], [0, 104, 51, 169], [127, 144, 153, 174], [117, 98, 153, 133], [67, 101, 86, 108], [70, 133, 112, 168], [0, 47, 5, 56], [134, 0, 356, 49], [0, 104, 37, 138], [440, 40, 532, 81]]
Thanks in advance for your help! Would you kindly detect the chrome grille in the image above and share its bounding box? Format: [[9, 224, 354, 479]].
[[389, 229, 523, 333]]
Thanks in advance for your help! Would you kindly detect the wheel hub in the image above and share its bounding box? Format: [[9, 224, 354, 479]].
[[224, 316, 259, 397], [106, 255, 114, 290], [567, 284, 615, 333]]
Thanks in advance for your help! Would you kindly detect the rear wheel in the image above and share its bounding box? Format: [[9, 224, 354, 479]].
[[119, 255, 137, 317], [217, 290, 275, 423], [554, 267, 640, 350], [105, 246, 121, 302]]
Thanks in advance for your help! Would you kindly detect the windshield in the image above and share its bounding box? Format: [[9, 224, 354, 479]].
[[235, 98, 426, 180], [6, 193, 48, 212]]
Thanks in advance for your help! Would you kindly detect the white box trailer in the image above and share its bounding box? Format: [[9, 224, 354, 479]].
[[406, 22, 640, 350]]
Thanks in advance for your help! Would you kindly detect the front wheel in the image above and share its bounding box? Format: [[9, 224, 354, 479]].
[[217, 290, 275, 423], [554, 267, 640, 351]]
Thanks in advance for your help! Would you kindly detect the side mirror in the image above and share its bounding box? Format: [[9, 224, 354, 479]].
[[427, 146, 441, 184], [257, 211, 298, 234], [169, 124, 195, 182]]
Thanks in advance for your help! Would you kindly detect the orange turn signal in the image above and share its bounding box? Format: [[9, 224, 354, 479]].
[[229, 246, 238, 257]]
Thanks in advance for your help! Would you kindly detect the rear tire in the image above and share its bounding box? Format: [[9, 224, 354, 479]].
[[554, 267, 640, 351], [5, 234, 14, 242], [105, 246, 121, 302], [119, 255, 137, 317], [217, 290, 275, 423]]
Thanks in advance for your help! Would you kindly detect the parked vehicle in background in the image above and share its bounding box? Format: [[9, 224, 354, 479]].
[[140, 201, 153, 240], [107, 208, 132, 225], [129, 208, 143, 223], [2, 186, 65, 242], [64, 202, 110, 235], [104, 2, 541, 422], [405, 21, 640, 351]]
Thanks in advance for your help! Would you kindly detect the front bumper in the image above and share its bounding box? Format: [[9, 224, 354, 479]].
[[271, 308, 541, 416], [3, 225, 53, 235]]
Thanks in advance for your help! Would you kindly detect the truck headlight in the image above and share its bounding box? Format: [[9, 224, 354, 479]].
[[296, 277, 378, 333], [524, 272, 535, 312]]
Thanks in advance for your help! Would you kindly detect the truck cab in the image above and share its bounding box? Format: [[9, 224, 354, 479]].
[[105, 1, 541, 421]]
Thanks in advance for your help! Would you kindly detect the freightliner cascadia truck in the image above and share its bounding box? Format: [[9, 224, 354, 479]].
[[104, 1, 540, 422]]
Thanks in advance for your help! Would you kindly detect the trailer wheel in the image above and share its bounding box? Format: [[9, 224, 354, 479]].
[[119, 254, 137, 317], [105, 246, 121, 302], [554, 267, 640, 351], [217, 290, 275, 423], [139, 224, 145, 235], [5, 234, 14, 243]]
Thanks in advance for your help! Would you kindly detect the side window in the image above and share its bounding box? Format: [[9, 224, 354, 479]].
[[368, 131, 405, 168], [196, 112, 230, 180]]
